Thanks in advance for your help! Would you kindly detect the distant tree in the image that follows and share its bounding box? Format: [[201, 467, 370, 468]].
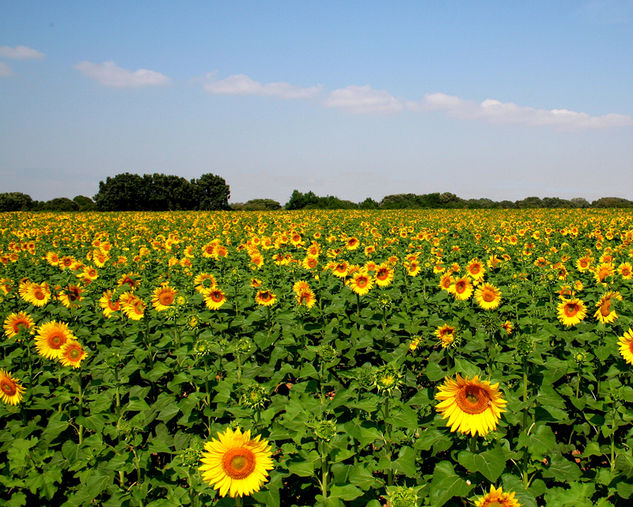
[[143, 173, 195, 210], [42, 197, 79, 211], [379, 193, 420, 209], [359, 197, 379, 209], [515, 196, 543, 208], [73, 195, 97, 211], [542, 197, 573, 208], [499, 200, 515, 209], [243, 199, 282, 211], [285, 190, 319, 210], [570, 197, 590, 208], [94, 173, 145, 211], [591, 197, 633, 208], [193, 173, 231, 210], [0, 192, 33, 211]]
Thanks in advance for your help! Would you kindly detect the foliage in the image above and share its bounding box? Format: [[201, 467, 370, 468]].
[[2, 208, 633, 505], [0, 192, 33, 211]]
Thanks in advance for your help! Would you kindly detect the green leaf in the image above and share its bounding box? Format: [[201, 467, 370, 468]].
[[457, 445, 506, 482], [543, 482, 595, 506], [330, 484, 363, 501], [393, 445, 417, 478], [542, 452, 582, 482], [501, 474, 538, 507], [430, 461, 473, 507]]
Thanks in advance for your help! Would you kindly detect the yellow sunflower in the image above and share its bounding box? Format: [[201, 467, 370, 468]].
[[438, 273, 455, 292], [374, 264, 394, 287], [434, 324, 456, 348], [36, 321, 75, 359], [4, 312, 35, 339], [474, 485, 521, 507], [618, 262, 632, 280], [58, 340, 88, 368], [474, 283, 502, 310], [23, 281, 51, 307], [99, 290, 120, 318], [295, 289, 316, 309], [466, 258, 485, 281], [451, 276, 473, 301], [349, 270, 373, 296], [502, 321, 513, 335], [435, 374, 507, 437], [199, 427, 274, 498], [203, 288, 227, 310], [57, 284, 83, 308], [557, 298, 587, 327], [594, 291, 622, 324], [255, 290, 276, 307], [0, 369, 25, 405], [152, 284, 177, 311], [618, 329, 633, 365], [121, 295, 146, 320]]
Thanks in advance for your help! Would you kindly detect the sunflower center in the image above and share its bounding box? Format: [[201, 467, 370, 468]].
[[483, 290, 495, 302], [377, 269, 388, 280], [470, 265, 480, 274], [159, 292, 174, 305], [600, 300, 611, 316], [1, 380, 17, 396], [456, 385, 490, 414], [455, 281, 466, 293], [14, 320, 29, 332], [564, 304, 579, 317], [34, 289, 45, 300], [356, 277, 368, 288], [68, 347, 82, 360], [222, 448, 256, 480], [211, 291, 224, 302], [48, 332, 66, 349]]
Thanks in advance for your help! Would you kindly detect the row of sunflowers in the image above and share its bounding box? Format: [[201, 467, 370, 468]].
[[1, 209, 633, 506]]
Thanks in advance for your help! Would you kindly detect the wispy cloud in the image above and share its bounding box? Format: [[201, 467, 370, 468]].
[[408, 92, 633, 129], [575, 0, 631, 24], [74, 61, 171, 88], [203, 73, 321, 99], [323, 85, 403, 114], [0, 62, 14, 77], [0, 45, 45, 59]]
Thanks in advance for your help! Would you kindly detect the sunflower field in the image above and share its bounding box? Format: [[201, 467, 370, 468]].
[[2, 209, 633, 506]]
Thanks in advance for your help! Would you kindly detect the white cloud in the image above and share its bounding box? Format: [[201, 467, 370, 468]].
[[0, 45, 44, 59], [74, 61, 170, 88], [203, 73, 321, 99], [0, 62, 14, 77], [409, 92, 633, 129], [323, 85, 403, 114]]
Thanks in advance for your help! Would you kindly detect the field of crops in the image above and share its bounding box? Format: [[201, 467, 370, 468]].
[[2, 209, 633, 506]]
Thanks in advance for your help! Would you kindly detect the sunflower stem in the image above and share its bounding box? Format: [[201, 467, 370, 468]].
[[234, 496, 243, 507], [77, 371, 83, 444], [384, 397, 393, 486], [319, 439, 328, 502], [356, 293, 361, 319], [521, 364, 530, 488], [469, 436, 477, 454]]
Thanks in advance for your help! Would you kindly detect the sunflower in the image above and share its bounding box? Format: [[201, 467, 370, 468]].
[[199, 427, 273, 498], [502, 321, 513, 335], [594, 262, 615, 283], [594, 291, 622, 324], [473, 485, 521, 507], [118, 272, 140, 289], [435, 374, 507, 437], [121, 295, 146, 320], [474, 283, 502, 310], [152, 284, 177, 311], [374, 264, 395, 287], [438, 273, 454, 292], [292, 280, 311, 295], [0, 369, 25, 405], [618, 329, 633, 365], [349, 270, 373, 296], [466, 258, 485, 281], [195, 272, 217, 293], [434, 324, 456, 348], [296, 289, 316, 309], [302, 256, 318, 270], [99, 290, 120, 317], [331, 261, 349, 278], [451, 276, 473, 301], [557, 298, 587, 327], [23, 281, 51, 307], [57, 284, 83, 308], [619, 262, 632, 280], [255, 290, 276, 307], [204, 288, 227, 310], [59, 340, 88, 368], [576, 255, 592, 272], [36, 321, 75, 359], [4, 312, 35, 339]]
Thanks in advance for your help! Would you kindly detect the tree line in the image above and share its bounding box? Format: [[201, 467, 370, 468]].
[[1, 173, 632, 211]]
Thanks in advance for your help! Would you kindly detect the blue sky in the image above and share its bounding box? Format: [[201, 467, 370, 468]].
[[1, 0, 632, 204]]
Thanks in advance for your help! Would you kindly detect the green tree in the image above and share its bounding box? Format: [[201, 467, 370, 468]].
[[193, 173, 231, 210], [73, 195, 97, 211], [0, 192, 33, 211], [94, 173, 145, 211]]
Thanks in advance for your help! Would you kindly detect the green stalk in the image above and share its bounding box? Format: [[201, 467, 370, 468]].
[[320, 439, 329, 503], [235, 496, 243, 507], [384, 397, 393, 486], [521, 366, 530, 487], [77, 371, 84, 444], [469, 436, 478, 454]]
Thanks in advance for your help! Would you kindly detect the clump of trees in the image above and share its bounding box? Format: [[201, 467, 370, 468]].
[[0, 193, 97, 212], [282, 190, 633, 210], [231, 199, 282, 211], [93, 172, 230, 211]]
